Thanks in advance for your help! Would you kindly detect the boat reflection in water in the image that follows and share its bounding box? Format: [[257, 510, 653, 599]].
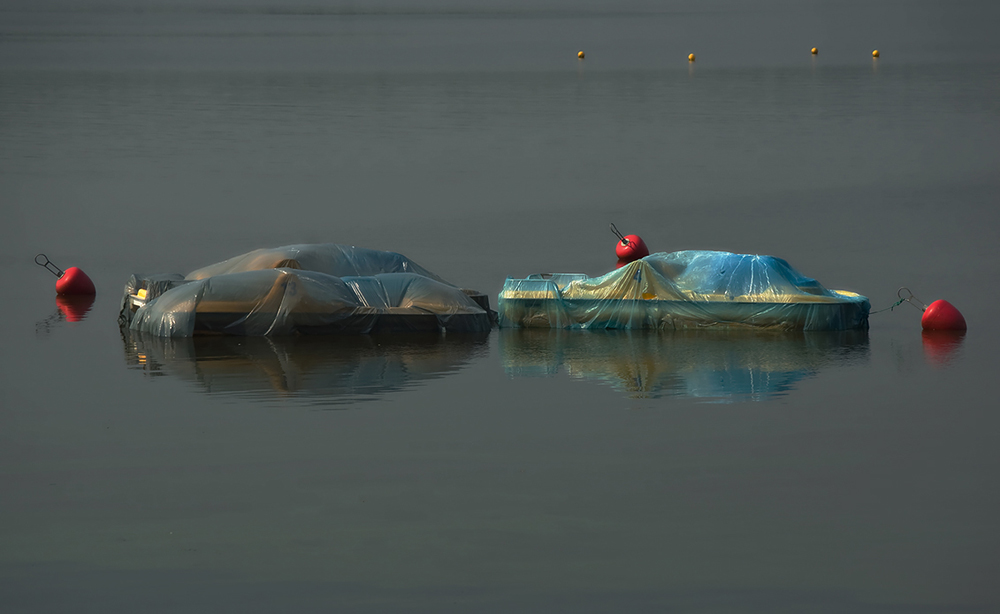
[[122, 331, 489, 407], [500, 329, 870, 403]]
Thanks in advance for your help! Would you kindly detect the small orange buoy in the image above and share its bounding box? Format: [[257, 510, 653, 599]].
[[921, 299, 966, 330], [36, 254, 97, 296], [578, 51, 585, 59], [811, 47, 818, 55], [688, 53, 696, 62], [872, 49, 880, 58]]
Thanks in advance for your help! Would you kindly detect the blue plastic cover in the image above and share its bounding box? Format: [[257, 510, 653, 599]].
[[498, 251, 870, 331]]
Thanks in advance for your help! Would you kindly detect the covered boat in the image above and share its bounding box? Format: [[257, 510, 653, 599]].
[[120, 244, 493, 337], [498, 251, 870, 331]]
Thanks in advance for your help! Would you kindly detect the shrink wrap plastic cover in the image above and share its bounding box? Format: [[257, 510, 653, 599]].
[[498, 251, 870, 331], [131, 270, 487, 337], [125, 244, 488, 337], [185, 244, 449, 284]]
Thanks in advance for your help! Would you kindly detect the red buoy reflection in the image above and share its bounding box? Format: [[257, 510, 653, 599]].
[[921, 330, 966, 367], [56, 294, 96, 322]]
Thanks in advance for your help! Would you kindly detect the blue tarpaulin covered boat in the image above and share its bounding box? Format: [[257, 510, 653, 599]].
[[498, 251, 870, 331]]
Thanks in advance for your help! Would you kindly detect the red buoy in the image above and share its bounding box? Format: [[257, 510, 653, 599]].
[[55, 266, 97, 296], [615, 234, 649, 263], [921, 299, 966, 331], [610, 223, 650, 264], [36, 254, 97, 296]]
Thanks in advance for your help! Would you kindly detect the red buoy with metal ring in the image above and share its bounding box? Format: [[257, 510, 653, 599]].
[[921, 299, 966, 331], [889, 287, 967, 332], [610, 223, 650, 264], [56, 267, 97, 295], [36, 254, 97, 296]]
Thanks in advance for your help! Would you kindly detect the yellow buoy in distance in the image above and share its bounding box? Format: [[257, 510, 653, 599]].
[[578, 51, 585, 59], [688, 53, 696, 62], [811, 47, 818, 55], [872, 49, 880, 58]]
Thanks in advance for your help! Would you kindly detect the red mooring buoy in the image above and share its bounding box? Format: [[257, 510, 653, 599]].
[[610, 223, 650, 264], [36, 254, 96, 296], [921, 299, 966, 331], [55, 267, 97, 295]]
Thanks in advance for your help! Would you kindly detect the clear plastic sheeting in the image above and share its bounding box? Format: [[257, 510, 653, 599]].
[[498, 251, 870, 331], [120, 244, 493, 337], [130, 269, 490, 337], [185, 243, 450, 284]]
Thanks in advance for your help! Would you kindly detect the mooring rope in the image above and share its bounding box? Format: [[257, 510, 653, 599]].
[[870, 286, 927, 315]]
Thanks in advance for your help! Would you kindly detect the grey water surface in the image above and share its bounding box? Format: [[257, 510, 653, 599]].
[[2, 1, 999, 612]]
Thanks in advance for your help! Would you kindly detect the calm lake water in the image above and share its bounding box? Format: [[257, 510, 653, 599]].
[[2, 1, 999, 611]]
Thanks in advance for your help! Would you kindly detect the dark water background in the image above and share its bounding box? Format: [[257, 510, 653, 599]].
[[2, 1, 999, 611]]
